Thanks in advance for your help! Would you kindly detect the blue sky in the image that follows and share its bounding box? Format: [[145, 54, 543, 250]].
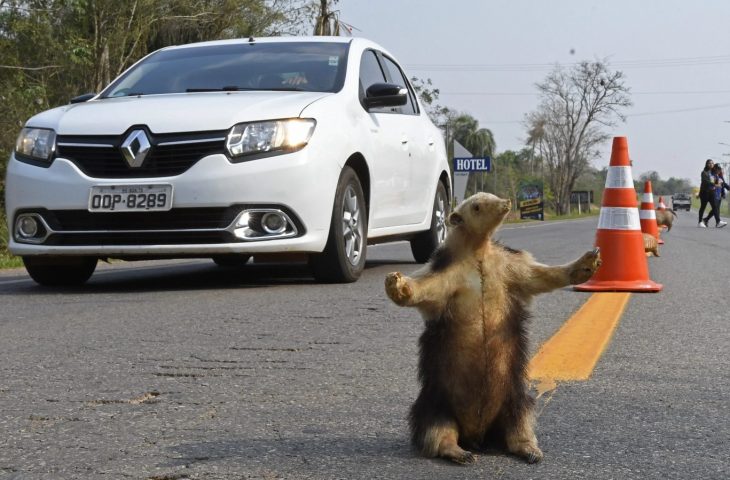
[[338, 0, 730, 185]]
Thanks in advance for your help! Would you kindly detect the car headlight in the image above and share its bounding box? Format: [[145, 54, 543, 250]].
[[15, 127, 56, 163], [226, 118, 316, 160]]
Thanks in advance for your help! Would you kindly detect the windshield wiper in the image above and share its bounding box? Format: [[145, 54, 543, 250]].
[[186, 86, 251, 92], [264, 87, 306, 92], [186, 86, 306, 93]]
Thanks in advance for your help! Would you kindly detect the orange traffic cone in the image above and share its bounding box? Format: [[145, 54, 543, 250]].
[[640, 181, 663, 245], [575, 137, 662, 292], [657, 196, 667, 210]]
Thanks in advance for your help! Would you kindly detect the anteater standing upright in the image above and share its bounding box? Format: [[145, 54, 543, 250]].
[[385, 193, 601, 465]]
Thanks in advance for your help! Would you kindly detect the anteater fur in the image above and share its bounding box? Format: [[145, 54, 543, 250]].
[[385, 193, 602, 465]]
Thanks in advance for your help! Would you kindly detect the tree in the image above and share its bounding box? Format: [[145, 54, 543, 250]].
[[526, 60, 632, 215], [313, 0, 340, 35], [450, 113, 495, 158], [638, 171, 692, 196], [410, 76, 451, 127]]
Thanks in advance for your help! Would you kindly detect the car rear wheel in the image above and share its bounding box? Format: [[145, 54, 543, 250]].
[[23, 256, 97, 286], [310, 166, 367, 283], [410, 181, 449, 263], [212, 255, 251, 267]]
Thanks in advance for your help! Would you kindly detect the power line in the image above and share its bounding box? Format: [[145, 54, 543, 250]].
[[406, 54, 730, 72], [476, 102, 730, 125], [439, 89, 730, 96], [626, 102, 730, 117]]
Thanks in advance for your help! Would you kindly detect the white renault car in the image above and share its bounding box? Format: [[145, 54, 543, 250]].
[[6, 36, 451, 285]]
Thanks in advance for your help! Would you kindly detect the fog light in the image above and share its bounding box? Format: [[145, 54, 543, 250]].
[[261, 212, 286, 234], [230, 208, 299, 241], [17, 216, 39, 238]]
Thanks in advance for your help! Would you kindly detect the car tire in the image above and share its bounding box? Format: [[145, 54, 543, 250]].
[[310, 166, 367, 283], [410, 181, 449, 263], [23, 256, 97, 286], [212, 255, 251, 267]]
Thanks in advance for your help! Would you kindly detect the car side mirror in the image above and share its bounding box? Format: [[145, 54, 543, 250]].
[[364, 83, 408, 109], [70, 93, 96, 104]]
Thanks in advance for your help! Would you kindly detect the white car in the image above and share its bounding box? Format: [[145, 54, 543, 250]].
[[6, 36, 451, 285]]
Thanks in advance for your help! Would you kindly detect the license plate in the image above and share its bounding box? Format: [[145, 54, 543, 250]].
[[88, 184, 173, 212]]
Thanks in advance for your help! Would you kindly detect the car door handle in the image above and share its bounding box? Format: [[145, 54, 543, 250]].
[[401, 136, 409, 144]]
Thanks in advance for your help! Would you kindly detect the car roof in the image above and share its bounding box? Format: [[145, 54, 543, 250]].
[[163, 36, 357, 51]]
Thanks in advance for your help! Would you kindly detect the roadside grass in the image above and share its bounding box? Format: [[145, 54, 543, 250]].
[[0, 215, 23, 269], [504, 206, 599, 224]]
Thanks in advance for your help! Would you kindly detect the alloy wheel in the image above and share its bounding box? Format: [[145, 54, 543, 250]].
[[342, 184, 364, 266]]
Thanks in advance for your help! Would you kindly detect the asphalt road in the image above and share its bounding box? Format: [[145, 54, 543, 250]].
[[0, 211, 727, 479]]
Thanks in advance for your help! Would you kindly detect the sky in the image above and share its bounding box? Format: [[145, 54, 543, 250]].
[[337, 0, 730, 186]]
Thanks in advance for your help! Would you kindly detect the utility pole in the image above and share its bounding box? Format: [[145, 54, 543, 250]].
[[314, 0, 339, 36]]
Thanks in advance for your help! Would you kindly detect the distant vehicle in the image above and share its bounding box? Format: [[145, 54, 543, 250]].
[[5, 36, 451, 286], [671, 193, 691, 212]]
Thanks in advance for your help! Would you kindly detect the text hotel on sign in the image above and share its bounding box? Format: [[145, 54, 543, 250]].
[[453, 157, 491, 172]]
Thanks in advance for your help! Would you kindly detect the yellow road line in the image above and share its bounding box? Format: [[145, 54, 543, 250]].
[[529, 292, 631, 392]]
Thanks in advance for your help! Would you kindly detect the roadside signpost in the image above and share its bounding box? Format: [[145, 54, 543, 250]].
[[452, 140, 491, 205]]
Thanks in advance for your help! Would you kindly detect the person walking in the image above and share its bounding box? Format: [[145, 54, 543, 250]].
[[710, 164, 730, 218], [698, 159, 726, 228]]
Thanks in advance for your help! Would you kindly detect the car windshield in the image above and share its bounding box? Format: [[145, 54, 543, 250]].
[[101, 41, 349, 98]]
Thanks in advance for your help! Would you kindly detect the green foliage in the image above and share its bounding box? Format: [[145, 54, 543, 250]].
[[637, 170, 693, 195], [410, 76, 451, 126], [0, 214, 22, 268]]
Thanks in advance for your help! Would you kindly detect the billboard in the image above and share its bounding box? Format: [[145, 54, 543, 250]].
[[518, 181, 544, 221]]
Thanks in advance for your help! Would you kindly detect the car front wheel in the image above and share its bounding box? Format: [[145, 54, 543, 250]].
[[23, 256, 98, 286], [410, 181, 449, 263], [310, 166, 367, 283]]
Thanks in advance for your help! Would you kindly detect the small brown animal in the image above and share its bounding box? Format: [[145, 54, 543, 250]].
[[643, 233, 660, 257], [384, 193, 601, 465], [655, 208, 677, 231]]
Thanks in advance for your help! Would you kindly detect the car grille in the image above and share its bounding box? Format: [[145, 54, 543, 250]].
[[39, 207, 239, 246], [55, 130, 228, 178], [44, 231, 234, 246], [44, 208, 238, 231]]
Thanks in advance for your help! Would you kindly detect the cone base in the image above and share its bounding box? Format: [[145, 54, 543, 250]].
[[574, 279, 663, 292]]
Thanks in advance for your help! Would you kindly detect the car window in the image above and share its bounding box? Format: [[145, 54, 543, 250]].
[[101, 42, 349, 97], [359, 50, 386, 93], [381, 56, 419, 115], [359, 49, 394, 114]]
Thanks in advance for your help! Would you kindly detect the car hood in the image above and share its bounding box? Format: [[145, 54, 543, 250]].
[[26, 91, 331, 135]]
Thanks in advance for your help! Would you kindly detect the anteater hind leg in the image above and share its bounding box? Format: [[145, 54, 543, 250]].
[[420, 420, 475, 465], [500, 390, 543, 463], [410, 393, 475, 464]]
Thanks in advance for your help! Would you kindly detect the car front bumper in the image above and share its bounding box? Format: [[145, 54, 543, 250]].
[[5, 151, 337, 257]]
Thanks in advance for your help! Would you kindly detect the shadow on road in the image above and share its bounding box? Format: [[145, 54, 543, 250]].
[[0, 257, 418, 295], [161, 435, 417, 470]]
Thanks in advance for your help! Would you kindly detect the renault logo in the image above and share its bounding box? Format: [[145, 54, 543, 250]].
[[121, 130, 151, 168]]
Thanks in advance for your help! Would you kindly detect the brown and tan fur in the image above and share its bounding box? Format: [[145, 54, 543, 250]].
[[655, 209, 677, 231], [384, 193, 601, 465], [643, 233, 660, 257]]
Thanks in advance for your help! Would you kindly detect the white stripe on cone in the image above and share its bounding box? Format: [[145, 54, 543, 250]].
[[605, 166, 634, 189], [598, 207, 641, 230], [641, 193, 654, 203], [639, 209, 657, 220]]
